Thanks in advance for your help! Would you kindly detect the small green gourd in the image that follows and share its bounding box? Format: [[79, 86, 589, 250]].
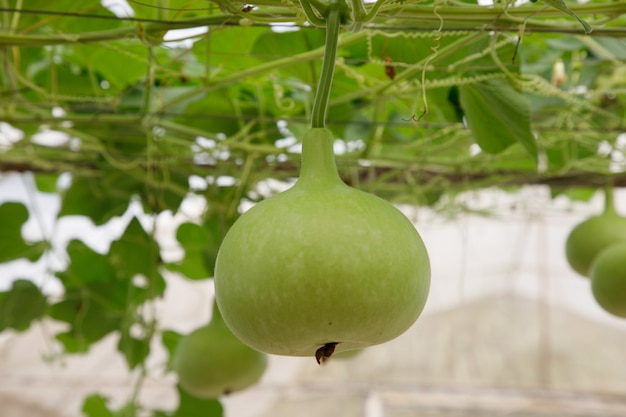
[[565, 189, 626, 277], [172, 302, 267, 398]]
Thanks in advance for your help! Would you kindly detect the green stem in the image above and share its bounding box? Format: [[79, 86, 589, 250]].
[[299, 0, 326, 26], [352, 0, 367, 21], [311, 4, 341, 129], [604, 181, 616, 215], [9, 0, 22, 31], [363, 0, 389, 23]]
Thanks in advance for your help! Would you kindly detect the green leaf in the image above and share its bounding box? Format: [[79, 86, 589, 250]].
[[34, 173, 60, 193], [0, 202, 46, 262], [167, 222, 221, 279], [251, 29, 325, 81], [52, 242, 126, 352], [161, 329, 182, 370], [0, 280, 48, 332], [118, 329, 151, 370], [109, 218, 164, 287], [59, 175, 131, 225], [69, 41, 150, 89], [538, 0, 592, 34], [193, 26, 265, 76], [59, 240, 116, 289], [173, 385, 223, 417], [109, 217, 166, 301], [52, 222, 165, 353], [32, 62, 96, 97], [459, 78, 537, 161], [591, 38, 626, 60], [49, 291, 123, 353], [7, 0, 121, 34], [82, 394, 115, 417], [82, 395, 139, 417]]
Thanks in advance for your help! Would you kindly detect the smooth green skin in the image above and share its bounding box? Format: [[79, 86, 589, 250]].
[[172, 315, 268, 398], [214, 128, 431, 357], [565, 212, 626, 277], [591, 243, 626, 318]]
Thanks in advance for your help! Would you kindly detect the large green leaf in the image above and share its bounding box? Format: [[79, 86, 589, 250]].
[[59, 240, 116, 289], [173, 385, 223, 417], [251, 28, 325, 82], [34, 173, 60, 193], [52, 220, 164, 353], [82, 394, 115, 417], [31, 61, 95, 96], [69, 41, 150, 89], [0, 202, 47, 262], [591, 38, 626, 60], [193, 26, 265, 76], [50, 290, 124, 353], [110, 218, 156, 275], [459, 78, 537, 160], [118, 328, 151, 370], [6, 0, 121, 34], [167, 221, 222, 279], [59, 174, 132, 225], [0, 280, 48, 332], [151, 383, 222, 417], [107, 218, 166, 308], [82, 394, 139, 417]]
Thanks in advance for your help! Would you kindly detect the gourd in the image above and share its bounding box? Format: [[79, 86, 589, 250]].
[[214, 129, 430, 361], [213, 1, 430, 363], [565, 189, 626, 277], [172, 303, 268, 398], [590, 242, 626, 318]]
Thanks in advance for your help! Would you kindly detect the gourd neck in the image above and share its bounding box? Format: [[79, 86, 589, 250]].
[[298, 128, 343, 186], [603, 186, 617, 216]]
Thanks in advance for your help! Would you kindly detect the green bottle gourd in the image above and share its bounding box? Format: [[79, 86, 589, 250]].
[[214, 128, 431, 362], [590, 242, 626, 318], [172, 302, 268, 398], [565, 188, 626, 277]]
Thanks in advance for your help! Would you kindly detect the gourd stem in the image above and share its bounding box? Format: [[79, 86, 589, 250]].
[[311, 4, 341, 129], [604, 182, 616, 215]]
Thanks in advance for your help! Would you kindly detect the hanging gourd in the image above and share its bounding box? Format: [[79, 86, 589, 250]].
[[214, 0, 431, 363], [565, 187, 626, 277], [590, 242, 626, 318], [172, 301, 268, 397]]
